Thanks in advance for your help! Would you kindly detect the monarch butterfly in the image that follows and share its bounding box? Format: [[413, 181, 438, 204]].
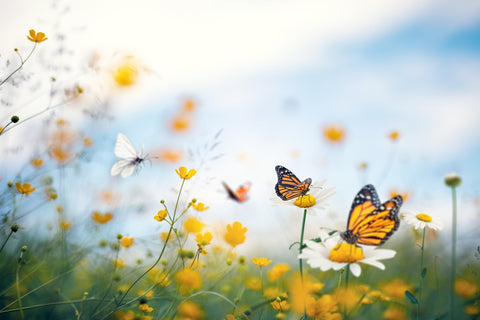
[[340, 184, 403, 246], [274, 165, 312, 201], [110, 133, 146, 178], [222, 181, 251, 202]]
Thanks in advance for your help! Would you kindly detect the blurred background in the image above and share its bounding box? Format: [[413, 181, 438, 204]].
[[1, 0, 479, 260]]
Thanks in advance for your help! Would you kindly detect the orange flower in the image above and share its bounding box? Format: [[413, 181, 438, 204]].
[[171, 115, 191, 132], [224, 222, 247, 247], [183, 98, 196, 112], [15, 182, 35, 195], [120, 236, 134, 248], [155, 149, 182, 163], [31, 158, 44, 168], [323, 125, 345, 144], [92, 211, 113, 224], [49, 146, 73, 164], [388, 131, 400, 141], [27, 29, 48, 43]]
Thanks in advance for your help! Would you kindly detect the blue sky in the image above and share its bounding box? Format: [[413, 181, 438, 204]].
[[1, 0, 479, 257]]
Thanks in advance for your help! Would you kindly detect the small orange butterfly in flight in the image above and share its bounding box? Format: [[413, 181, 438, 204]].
[[340, 184, 403, 246], [222, 181, 251, 202], [275, 165, 312, 201]]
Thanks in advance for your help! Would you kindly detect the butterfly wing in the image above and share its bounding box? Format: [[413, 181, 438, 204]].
[[111, 159, 134, 177], [275, 165, 312, 200], [341, 184, 402, 246], [114, 133, 139, 159], [222, 182, 240, 201]]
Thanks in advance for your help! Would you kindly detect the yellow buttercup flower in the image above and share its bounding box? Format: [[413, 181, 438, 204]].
[[112, 56, 139, 86], [174, 268, 202, 296], [154, 209, 168, 222], [114, 259, 126, 269], [388, 130, 400, 141], [59, 221, 72, 230], [183, 217, 204, 234], [195, 232, 213, 246], [120, 236, 134, 248], [252, 257, 272, 267], [382, 305, 408, 320], [245, 277, 262, 291], [379, 278, 413, 299], [31, 158, 44, 168], [177, 300, 205, 320], [455, 279, 479, 299], [192, 202, 210, 211], [267, 263, 291, 282], [92, 211, 113, 224], [305, 294, 340, 320], [27, 29, 48, 43], [176, 166, 196, 179], [224, 221, 247, 247], [271, 299, 290, 312], [15, 182, 36, 195], [323, 125, 345, 144], [139, 303, 153, 313]]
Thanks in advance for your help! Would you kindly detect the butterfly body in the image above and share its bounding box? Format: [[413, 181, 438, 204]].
[[275, 165, 312, 201], [222, 181, 251, 202], [340, 184, 402, 246], [111, 133, 146, 178]]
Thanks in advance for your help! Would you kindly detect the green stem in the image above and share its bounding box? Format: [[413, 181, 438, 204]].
[[450, 187, 457, 320], [418, 227, 426, 320], [0, 43, 37, 87], [344, 264, 350, 320], [16, 252, 25, 320], [299, 209, 307, 320], [0, 229, 14, 255]]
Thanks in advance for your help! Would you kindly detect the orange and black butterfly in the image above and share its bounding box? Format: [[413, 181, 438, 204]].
[[340, 184, 403, 246], [275, 165, 312, 201], [222, 181, 251, 203]]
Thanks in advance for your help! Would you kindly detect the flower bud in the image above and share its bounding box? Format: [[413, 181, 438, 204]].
[[11, 116, 19, 123], [445, 173, 462, 188]]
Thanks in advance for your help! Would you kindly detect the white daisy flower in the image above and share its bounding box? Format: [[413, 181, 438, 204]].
[[271, 180, 336, 215], [298, 231, 396, 277], [401, 210, 443, 231]]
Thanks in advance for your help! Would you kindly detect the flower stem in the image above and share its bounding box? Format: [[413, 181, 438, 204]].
[[450, 186, 458, 320], [417, 227, 426, 320], [299, 209, 307, 320], [0, 229, 14, 255], [16, 252, 25, 320], [344, 264, 350, 320]]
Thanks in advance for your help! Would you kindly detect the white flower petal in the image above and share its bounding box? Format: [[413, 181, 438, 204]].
[[349, 263, 362, 277]]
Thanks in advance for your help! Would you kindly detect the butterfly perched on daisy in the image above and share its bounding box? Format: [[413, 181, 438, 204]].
[[340, 184, 403, 246], [222, 181, 251, 202], [274, 165, 312, 201], [110, 132, 147, 178]]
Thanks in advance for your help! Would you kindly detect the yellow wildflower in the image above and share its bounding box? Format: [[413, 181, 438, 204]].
[[174, 268, 202, 296], [114, 259, 126, 269], [224, 221, 247, 247], [155, 148, 182, 163], [171, 115, 191, 132], [252, 257, 272, 267], [92, 211, 113, 224], [305, 294, 341, 320], [382, 305, 408, 320], [195, 232, 212, 246], [177, 300, 205, 320], [192, 202, 210, 211], [455, 279, 479, 299], [183, 217, 204, 234], [154, 209, 168, 222], [176, 166, 196, 179], [288, 275, 325, 314], [120, 236, 134, 248], [83, 136, 94, 147], [49, 146, 73, 164], [31, 158, 44, 168], [15, 182, 36, 195], [380, 279, 413, 299], [160, 232, 170, 242], [271, 299, 290, 312], [114, 310, 135, 320], [183, 98, 196, 112], [113, 56, 139, 86], [139, 303, 153, 313], [268, 263, 291, 282], [323, 125, 345, 144], [388, 130, 400, 141], [464, 304, 480, 315], [59, 221, 72, 230], [245, 277, 262, 291], [27, 29, 48, 43]]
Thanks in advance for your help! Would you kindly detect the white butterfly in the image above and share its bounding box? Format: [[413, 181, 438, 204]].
[[110, 133, 146, 178]]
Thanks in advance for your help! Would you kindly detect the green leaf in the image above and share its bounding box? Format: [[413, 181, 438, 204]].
[[421, 267, 427, 278], [405, 290, 418, 305]]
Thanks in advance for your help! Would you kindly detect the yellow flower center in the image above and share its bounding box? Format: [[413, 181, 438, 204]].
[[416, 213, 432, 222], [294, 194, 316, 208], [328, 243, 365, 263]]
